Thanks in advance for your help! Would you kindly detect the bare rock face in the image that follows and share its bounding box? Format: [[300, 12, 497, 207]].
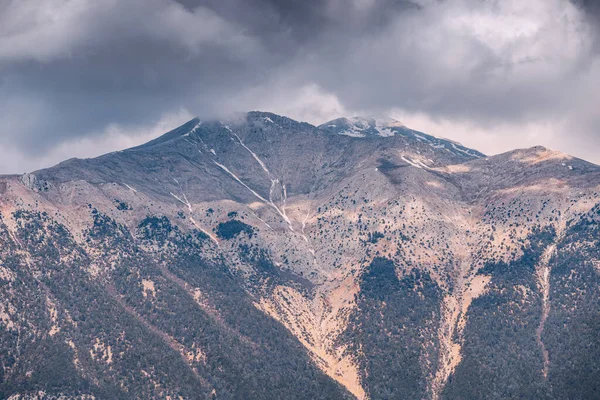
[[19, 173, 36, 191], [1, 111, 599, 400]]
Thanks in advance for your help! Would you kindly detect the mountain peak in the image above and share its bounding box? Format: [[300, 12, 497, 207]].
[[318, 116, 404, 138], [317, 115, 485, 159], [129, 117, 203, 151]]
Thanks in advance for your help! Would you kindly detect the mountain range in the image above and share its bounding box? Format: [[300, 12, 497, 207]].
[[1, 111, 599, 399]]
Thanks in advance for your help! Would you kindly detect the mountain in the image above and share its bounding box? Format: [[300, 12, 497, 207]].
[[1, 111, 599, 399]]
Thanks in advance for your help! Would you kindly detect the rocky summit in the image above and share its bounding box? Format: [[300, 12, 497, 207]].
[[1, 111, 599, 399]]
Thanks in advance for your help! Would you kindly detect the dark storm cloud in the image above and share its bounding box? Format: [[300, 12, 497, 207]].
[[576, 0, 600, 18], [0, 0, 599, 172], [0, 0, 415, 149]]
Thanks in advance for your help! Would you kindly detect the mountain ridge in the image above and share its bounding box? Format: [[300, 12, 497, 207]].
[[20, 111, 597, 180]]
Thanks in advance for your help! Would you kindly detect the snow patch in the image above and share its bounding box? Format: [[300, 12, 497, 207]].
[[375, 126, 395, 137], [232, 132, 270, 174], [401, 155, 432, 170], [214, 161, 268, 203], [123, 183, 137, 193], [451, 143, 471, 156], [338, 130, 367, 138], [190, 217, 220, 246], [414, 133, 430, 142], [214, 161, 293, 231], [170, 192, 192, 213], [401, 156, 422, 169], [183, 121, 202, 137]]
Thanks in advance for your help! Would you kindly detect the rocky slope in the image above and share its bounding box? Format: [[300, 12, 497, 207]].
[[1, 111, 599, 399]]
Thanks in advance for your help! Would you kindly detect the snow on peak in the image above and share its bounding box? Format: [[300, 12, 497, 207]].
[[183, 120, 202, 137], [318, 115, 485, 159], [318, 117, 405, 138]]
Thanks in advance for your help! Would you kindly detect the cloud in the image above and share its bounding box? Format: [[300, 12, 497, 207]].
[[0, 0, 598, 172], [220, 79, 348, 124], [311, 0, 595, 118], [0, 108, 193, 174], [0, 0, 260, 63]]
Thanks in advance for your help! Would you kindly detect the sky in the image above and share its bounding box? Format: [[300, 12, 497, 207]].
[[1, 0, 599, 173]]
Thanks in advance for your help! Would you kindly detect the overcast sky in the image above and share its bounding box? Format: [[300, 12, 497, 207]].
[[1, 0, 599, 173]]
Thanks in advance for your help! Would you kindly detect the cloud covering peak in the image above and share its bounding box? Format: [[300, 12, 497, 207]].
[[0, 0, 599, 172]]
